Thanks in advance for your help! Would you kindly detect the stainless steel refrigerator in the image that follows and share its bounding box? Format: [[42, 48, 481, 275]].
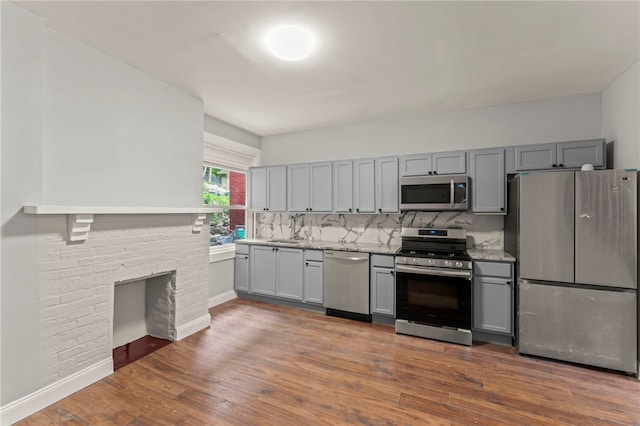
[[505, 170, 638, 374]]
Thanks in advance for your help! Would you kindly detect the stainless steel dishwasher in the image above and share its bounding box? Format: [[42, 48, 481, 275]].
[[323, 250, 371, 322]]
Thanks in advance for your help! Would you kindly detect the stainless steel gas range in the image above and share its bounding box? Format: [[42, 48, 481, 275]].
[[395, 228, 473, 346]]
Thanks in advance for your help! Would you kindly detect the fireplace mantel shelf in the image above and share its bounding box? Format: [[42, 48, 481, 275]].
[[23, 205, 219, 215], [23, 205, 217, 241]]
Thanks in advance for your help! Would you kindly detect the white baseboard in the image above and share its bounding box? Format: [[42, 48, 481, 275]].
[[208, 290, 237, 308], [175, 313, 211, 341], [0, 358, 113, 425]]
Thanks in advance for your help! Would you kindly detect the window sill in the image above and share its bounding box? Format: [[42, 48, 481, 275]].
[[209, 245, 236, 263]]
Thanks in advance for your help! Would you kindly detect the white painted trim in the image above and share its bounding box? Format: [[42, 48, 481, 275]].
[[23, 205, 220, 215], [174, 313, 211, 341], [208, 290, 237, 308], [209, 245, 236, 263], [0, 358, 113, 425]]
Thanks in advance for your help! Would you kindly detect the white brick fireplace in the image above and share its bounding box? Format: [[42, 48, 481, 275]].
[[36, 212, 211, 386]]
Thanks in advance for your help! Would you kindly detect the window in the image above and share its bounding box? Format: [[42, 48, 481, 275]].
[[202, 165, 246, 247]]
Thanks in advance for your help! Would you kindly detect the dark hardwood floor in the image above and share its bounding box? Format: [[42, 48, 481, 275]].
[[18, 298, 640, 425]]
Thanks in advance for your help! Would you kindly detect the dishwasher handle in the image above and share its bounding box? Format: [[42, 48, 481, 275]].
[[324, 250, 369, 262]]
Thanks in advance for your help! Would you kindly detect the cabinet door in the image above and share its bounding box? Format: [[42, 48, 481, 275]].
[[234, 254, 250, 292], [557, 139, 605, 169], [514, 143, 557, 171], [250, 246, 276, 295], [275, 248, 303, 300], [267, 166, 287, 212], [288, 164, 310, 212], [310, 162, 333, 212], [432, 151, 466, 175], [473, 276, 512, 334], [371, 266, 395, 316], [354, 159, 375, 213], [470, 148, 505, 213], [399, 154, 432, 177], [304, 260, 323, 304], [375, 157, 399, 213], [249, 168, 268, 212], [333, 160, 353, 213]]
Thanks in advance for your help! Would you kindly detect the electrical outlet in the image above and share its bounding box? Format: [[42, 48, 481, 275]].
[[358, 224, 365, 233]]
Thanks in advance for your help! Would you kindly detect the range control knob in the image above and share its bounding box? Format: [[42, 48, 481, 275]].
[[402, 257, 408, 263], [444, 260, 452, 267], [411, 258, 418, 265], [455, 261, 463, 268], [426, 259, 434, 266]]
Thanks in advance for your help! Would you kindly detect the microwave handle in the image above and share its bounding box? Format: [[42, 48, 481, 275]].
[[450, 179, 454, 207]]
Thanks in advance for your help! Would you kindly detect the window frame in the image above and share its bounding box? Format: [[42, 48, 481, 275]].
[[203, 132, 260, 261]]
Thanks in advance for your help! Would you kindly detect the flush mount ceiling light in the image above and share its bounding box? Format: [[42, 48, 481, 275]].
[[265, 25, 316, 61]]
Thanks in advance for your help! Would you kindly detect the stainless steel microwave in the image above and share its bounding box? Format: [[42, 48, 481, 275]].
[[400, 175, 469, 211]]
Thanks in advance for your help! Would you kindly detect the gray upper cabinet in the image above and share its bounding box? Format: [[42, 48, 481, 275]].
[[399, 151, 466, 177], [375, 157, 399, 213], [469, 148, 505, 214], [515, 139, 605, 171], [473, 261, 514, 335], [333, 160, 354, 213], [288, 162, 332, 213], [249, 166, 287, 212], [557, 139, 605, 169], [433, 151, 467, 175], [353, 159, 376, 213], [399, 154, 432, 176]]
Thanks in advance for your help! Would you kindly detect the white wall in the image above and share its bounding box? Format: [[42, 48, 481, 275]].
[[261, 93, 602, 165], [601, 61, 640, 170], [1, 2, 206, 410], [1, 2, 45, 405], [208, 259, 235, 300], [42, 30, 203, 207]]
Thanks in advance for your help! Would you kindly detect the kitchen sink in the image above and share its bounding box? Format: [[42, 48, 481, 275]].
[[267, 239, 302, 244]]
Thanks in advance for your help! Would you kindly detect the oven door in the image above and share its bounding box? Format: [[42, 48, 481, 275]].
[[396, 264, 472, 330]]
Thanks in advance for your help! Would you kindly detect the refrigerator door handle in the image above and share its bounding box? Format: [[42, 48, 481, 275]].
[[578, 213, 591, 219]]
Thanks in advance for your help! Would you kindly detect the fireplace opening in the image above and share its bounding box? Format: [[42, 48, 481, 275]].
[[112, 272, 176, 370]]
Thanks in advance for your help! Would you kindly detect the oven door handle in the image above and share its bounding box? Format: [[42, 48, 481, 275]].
[[396, 264, 472, 279]]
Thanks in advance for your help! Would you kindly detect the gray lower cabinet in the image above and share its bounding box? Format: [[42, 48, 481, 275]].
[[249, 245, 304, 300], [473, 261, 514, 335], [234, 247, 250, 293], [250, 245, 276, 295], [469, 148, 505, 214], [370, 255, 395, 316], [303, 250, 324, 304]]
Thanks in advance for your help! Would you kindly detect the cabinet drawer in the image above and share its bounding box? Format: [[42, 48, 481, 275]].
[[474, 261, 512, 278], [236, 244, 250, 255], [371, 254, 394, 268], [305, 249, 324, 262]]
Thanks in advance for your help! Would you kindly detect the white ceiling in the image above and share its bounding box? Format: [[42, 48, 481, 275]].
[[17, 1, 640, 136]]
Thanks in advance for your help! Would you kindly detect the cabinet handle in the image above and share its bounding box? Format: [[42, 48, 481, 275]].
[[349, 208, 352, 212], [356, 208, 360, 212], [428, 171, 433, 175], [309, 208, 312, 211], [305, 262, 309, 266], [559, 163, 564, 168], [433, 171, 438, 175], [390, 270, 394, 276], [552, 164, 557, 168], [506, 281, 512, 285], [378, 208, 382, 213]]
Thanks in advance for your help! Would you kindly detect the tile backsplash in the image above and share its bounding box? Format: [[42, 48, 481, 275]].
[[254, 211, 503, 249]]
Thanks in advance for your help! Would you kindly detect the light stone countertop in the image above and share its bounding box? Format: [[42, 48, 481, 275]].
[[236, 238, 400, 255], [467, 249, 516, 262]]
